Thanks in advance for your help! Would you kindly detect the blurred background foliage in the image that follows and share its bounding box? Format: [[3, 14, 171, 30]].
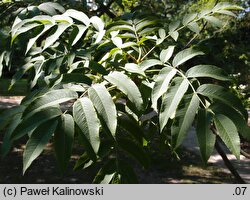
[[0, 0, 249, 107]]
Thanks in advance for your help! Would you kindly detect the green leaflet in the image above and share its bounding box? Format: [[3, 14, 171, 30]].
[[64, 9, 90, 26], [104, 71, 144, 113], [43, 23, 71, 50], [160, 46, 175, 63], [172, 48, 205, 67], [182, 13, 197, 25], [23, 119, 58, 174], [159, 77, 189, 132], [117, 138, 150, 169], [187, 22, 200, 33], [124, 63, 145, 76], [54, 114, 75, 174], [196, 109, 215, 163], [73, 97, 100, 160], [26, 24, 54, 54], [1, 113, 22, 158], [171, 94, 200, 149], [90, 16, 105, 31], [151, 66, 177, 111], [186, 65, 231, 81], [23, 89, 78, 119], [117, 159, 138, 183], [214, 114, 240, 159], [70, 25, 88, 46], [0, 105, 25, 131], [203, 16, 223, 28], [197, 84, 248, 120], [88, 84, 117, 137], [210, 103, 250, 141], [118, 112, 144, 143], [139, 59, 162, 71], [93, 159, 116, 183], [11, 106, 62, 141], [38, 2, 65, 15]]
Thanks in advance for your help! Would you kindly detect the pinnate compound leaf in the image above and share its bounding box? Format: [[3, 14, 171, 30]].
[[23, 119, 58, 174], [88, 84, 117, 137], [171, 94, 200, 149], [159, 78, 189, 132], [105, 72, 144, 113], [186, 65, 231, 81], [214, 114, 240, 159], [54, 114, 75, 173], [172, 48, 204, 67], [73, 97, 100, 160], [23, 89, 78, 119], [196, 109, 215, 163], [151, 66, 177, 110]]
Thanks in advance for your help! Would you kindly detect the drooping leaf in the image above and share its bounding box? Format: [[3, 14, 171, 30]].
[[151, 66, 177, 110], [118, 112, 144, 143], [186, 65, 231, 81], [90, 16, 104, 31], [171, 94, 200, 149], [63, 9, 90, 26], [23, 119, 58, 174], [23, 89, 78, 119], [54, 114, 75, 173], [160, 46, 175, 63], [26, 24, 54, 54], [172, 48, 204, 67], [214, 114, 240, 159], [71, 25, 88, 46], [88, 84, 117, 137], [38, 2, 65, 15], [117, 138, 150, 169], [104, 72, 144, 112], [1, 113, 22, 158], [43, 23, 70, 50], [210, 103, 250, 141], [159, 77, 189, 132], [11, 107, 62, 141], [0, 105, 25, 131], [73, 97, 100, 160], [197, 84, 247, 119], [196, 109, 215, 163]]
